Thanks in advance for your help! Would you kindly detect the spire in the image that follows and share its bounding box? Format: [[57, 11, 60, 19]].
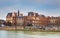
[[18, 10, 20, 16]]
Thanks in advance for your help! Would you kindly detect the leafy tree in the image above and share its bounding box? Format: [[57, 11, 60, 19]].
[[6, 22, 12, 26], [27, 23, 33, 26]]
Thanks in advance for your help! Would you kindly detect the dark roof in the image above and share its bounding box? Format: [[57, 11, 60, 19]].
[[0, 20, 5, 23], [7, 13, 12, 17], [17, 16, 24, 18], [38, 15, 45, 18]]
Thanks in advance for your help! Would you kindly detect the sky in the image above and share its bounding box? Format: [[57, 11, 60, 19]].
[[0, 0, 60, 20]]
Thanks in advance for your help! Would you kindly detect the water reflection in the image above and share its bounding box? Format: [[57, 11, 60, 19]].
[[0, 30, 7, 38], [0, 30, 60, 38]]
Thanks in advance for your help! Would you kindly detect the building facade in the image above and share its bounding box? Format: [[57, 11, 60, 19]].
[[6, 12, 17, 25], [24, 12, 48, 29], [6, 11, 60, 29], [16, 14, 24, 26]]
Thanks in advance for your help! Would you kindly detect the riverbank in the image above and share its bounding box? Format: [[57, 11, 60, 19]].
[[0, 26, 24, 31], [0, 26, 60, 32]]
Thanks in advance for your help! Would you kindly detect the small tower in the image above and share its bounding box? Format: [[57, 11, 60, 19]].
[[18, 10, 20, 16]]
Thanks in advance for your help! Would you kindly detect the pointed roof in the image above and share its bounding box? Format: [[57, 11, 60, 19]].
[[18, 10, 20, 16]]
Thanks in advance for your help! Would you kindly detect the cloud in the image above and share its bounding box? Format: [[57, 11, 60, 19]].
[[0, 0, 60, 20], [0, 0, 60, 5], [29, 0, 60, 6]]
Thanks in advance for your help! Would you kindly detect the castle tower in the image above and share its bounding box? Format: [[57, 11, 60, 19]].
[[18, 10, 20, 16]]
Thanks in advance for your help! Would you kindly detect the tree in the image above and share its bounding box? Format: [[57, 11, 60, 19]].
[[27, 23, 33, 26], [6, 22, 12, 26]]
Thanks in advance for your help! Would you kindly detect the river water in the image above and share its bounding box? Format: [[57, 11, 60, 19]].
[[0, 30, 60, 38]]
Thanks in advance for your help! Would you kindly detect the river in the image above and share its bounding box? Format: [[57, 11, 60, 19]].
[[0, 30, 60, 38]]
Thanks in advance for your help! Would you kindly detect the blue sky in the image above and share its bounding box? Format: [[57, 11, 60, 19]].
[[0, 0, 60, 20]]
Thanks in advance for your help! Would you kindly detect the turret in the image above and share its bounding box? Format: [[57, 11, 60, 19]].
[[18, 10, 20, 16]]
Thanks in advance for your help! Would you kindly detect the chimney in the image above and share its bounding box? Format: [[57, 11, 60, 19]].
[[18, 10, 20, 16]]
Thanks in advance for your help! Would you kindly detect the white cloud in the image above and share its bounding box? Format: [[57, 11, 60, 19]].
[[0, 0, 60, 20]]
